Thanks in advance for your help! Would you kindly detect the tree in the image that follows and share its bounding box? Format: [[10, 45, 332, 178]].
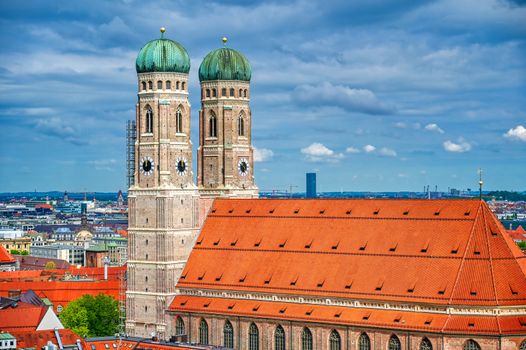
[[45, 261, 56, 270], [10, 249, 20, 255], [59, 294, 119, 337]]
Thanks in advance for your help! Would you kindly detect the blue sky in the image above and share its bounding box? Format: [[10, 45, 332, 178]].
[[0, 0, 524, 193]]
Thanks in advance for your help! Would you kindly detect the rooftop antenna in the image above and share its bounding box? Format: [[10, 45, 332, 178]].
[[478, 168, 483, 200]]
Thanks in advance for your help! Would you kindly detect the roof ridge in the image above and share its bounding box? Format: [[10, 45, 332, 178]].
[[447, 201, 483, 305], [481, 204, 499, 306]]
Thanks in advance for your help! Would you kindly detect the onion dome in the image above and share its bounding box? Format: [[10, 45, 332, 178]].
[[136, 27, 190, 74], [199, 37, 251, 82]]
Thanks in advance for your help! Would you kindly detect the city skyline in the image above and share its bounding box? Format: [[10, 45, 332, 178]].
[[0, 0, 525, 192]]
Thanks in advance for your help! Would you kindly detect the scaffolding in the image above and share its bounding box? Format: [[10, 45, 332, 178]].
[[126, 120, 136, 189]]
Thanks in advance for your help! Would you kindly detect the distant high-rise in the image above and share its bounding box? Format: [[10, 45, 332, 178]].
[[306, 172, 316, 198]]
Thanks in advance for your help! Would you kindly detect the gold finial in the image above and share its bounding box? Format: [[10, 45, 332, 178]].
[[160, 27, 166, 33], [222, 36, 228, 45]]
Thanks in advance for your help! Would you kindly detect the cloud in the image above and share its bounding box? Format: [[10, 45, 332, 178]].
[[292, 82, 394, 115], [32, 117, 86, 145], [301, 142, 344, 162], [253, 147, 274, 162], [443, 139, 472, 153], [378, 147, 397, 157], [424, 123, 445, 134], [504, 125, 526, 142], [87, 159, 117, 171], [363, 145, 376, 153], [345, 146, 361, 154]]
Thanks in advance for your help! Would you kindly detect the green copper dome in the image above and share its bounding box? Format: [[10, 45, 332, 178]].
[[136, 37, 190, 74], [199, 47, 251, 82]]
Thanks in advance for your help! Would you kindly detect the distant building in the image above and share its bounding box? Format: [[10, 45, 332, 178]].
[[0, 332, 16, 350], [0, 245, 16, 272], [0, 237, 31, 254], [306, 172, 317, 198], [30, 244, 85, 266]]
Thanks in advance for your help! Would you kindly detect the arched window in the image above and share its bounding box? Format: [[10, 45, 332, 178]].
[[206, 89, 210, 98], [175, 317, 185, 335], [301, 328, 312, 350], [464, 340, 480, 350], [141, 81, 146, 91], [275, 325, 285, 350], [239, 88, 243, 96], [145, 108, 153, 133], [230, 88, 235, 97], [199, 319, 208, 344], [358, 333, 370, 350], [176, 81, 180, 90], [520, 340, 526, 350], [329, 330, 341, 350], [238, 113, 245, 136], [176, 107, 183, 133], [182, 82, 186, 90], [244, 89, 247, 97], [157, 80, 162, 90], [222, 88, 227, 96], [209, 112, 217, 138], [248, 323, 259, 350], [148, 81, 153, 90], [389, 335, 401, 350], [223, 320, 234, 348], [420, 338, 432, 350], [166, 81, 171, 90], [212, 88, 217, 97]]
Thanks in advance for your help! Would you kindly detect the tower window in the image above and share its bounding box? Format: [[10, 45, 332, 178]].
[[141, 82, 146, 91], [176, 107, 183, 133], [239, 88, 243, 96], [206, 89, 210, 98], [176, 81, 180, 90], [146, 108, 153, 133], [148, 81, 153, 90], [244, 89, 247, 97], [212, 89, 217, 97], [238, 113, 245, 136], [166, 81, 171, 90], [222, 88, 227, 97], [209, 112, 217, 137], [182, 82, 186, 91], [230, 88, 235, 97], [157, 80, 162, 90]]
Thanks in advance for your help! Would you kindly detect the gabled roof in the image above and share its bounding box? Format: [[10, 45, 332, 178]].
[[0, 245, 15, 264], [0, 301, 48, 331], [12, 329, 86, 349], [176, 199, 526, 307]]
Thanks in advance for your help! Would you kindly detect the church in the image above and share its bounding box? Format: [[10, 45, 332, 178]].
[[126, 29, 526, 349]]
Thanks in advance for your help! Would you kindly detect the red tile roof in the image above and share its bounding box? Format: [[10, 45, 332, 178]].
[[86, 338, 212, 349], [508, 225, 526, 241], [0, 245, 15, 264], [0, 301, 48, 332], [12, 329, 87, 348], [176, 199, 526, 307]]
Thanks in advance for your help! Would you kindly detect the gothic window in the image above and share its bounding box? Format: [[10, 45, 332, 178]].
[[358, 333, 370, 350], [212, 88, 217, 97], [157, 80, 162, 90], [175, 317, 185, 335], [520, 340, 526, 350], [176, 81, 180, 90], [239, 88, 243, 96], [420, 338, 432, 350], [176, 107, 183, 133], [182, 82, 186, 90], [206, 89, 210, 98], [230, 88, 235, 97], [463, 340, 480, 350], [244, 89, 247, 97], [238, 113, 245, 136], [329, 330, 341, 350], [148, 81, 153, 90], [199, 319, 208, 344], [209, 112, 217, 138], [301, 328, 313, 350], [222, 88, 227, 96], [275, 325, 285, 350], [389, 335, 401, 350], [145, 108, 153, 133], [224, 320, 234, 348], [248, 323, 259, 350], [166, 81, 171, 90], [141, 81, 146, 91]]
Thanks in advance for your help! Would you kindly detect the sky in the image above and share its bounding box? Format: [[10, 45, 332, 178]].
[[0, 0, 525, 193]]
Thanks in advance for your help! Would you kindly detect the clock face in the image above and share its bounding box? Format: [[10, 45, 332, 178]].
[[140, 156, 154, 176], [175, 157, 188, 176], [238, 158, 250, 176]]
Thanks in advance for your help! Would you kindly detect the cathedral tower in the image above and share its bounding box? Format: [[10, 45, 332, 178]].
[[197, 38, 258, 198], [126, 28, 200, 339]]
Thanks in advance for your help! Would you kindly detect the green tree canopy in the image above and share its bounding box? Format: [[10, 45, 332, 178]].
[[59, 294, 119, 337]]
